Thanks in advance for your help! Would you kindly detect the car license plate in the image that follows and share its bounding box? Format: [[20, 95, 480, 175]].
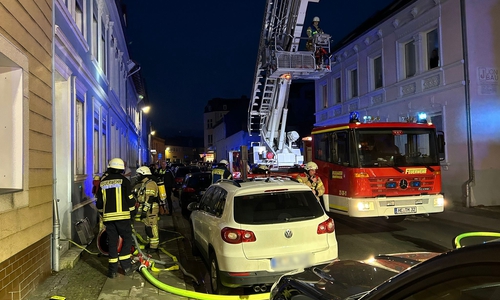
[[271, 253, 311, 271], [394, 207, 417, 214]]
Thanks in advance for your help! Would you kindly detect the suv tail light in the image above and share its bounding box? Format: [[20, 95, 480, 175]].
[[221, 227, 256, 244], [183, 187, 196, 193], [317, 218, 335, 234]]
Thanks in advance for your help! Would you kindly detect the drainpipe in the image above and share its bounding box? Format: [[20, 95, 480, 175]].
[[52, 198, 61, 271], [51, 4, 61, 271], [460, 0, 474, 207]]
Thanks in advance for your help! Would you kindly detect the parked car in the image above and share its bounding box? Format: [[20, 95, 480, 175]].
[[188, 177, 338, 294], [178, 171, 212, 217], [173, 166, 200, 196], [270, 232, 500, 300]]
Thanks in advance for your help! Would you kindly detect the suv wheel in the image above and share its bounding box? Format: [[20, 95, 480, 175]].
[[209, 251, 230, 295]]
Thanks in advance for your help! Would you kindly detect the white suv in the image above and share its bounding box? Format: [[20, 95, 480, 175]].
[[188, 177, 338, 294]]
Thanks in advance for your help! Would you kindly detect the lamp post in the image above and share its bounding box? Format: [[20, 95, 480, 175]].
[[148, 122, 156, 165], [138, 99, 150, 166]]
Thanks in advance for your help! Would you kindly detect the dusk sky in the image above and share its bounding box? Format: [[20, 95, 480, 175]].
[[121, 0, 396, 138]]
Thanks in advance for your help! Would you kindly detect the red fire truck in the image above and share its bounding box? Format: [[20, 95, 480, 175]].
[[306, 112, 445, 222]]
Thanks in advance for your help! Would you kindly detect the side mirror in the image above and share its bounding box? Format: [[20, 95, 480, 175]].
[[187, 202, 199, 212], [437, 131, 445, 161]]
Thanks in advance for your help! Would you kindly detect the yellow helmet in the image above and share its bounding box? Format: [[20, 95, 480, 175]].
[[108, 158, 125, 170], [305, 161, 318, 170]]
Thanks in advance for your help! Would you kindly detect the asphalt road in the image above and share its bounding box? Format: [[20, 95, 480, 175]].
[[175, 208, 493, 295]]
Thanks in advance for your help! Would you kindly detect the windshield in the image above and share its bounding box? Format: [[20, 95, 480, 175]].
[[355, 128, 439, 168], [233, 191, 324, 224]]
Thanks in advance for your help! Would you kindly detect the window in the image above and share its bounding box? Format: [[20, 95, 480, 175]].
[[322, 84, 328, 108], [335, 77, 341, 104], [314, 131, 351, 166], [222, 105, 227, 110], [93, 109, 99, 174], [208, 134, 213, 145], [349, 68, 358, 98], [427, 29, 439, 69], [74, 0, 84, 34], [101, 114, 107, 171], [92, 9, 98, 58], [75, 99, 85, 175], [207, 119, 213, 129], [100, 19, 107, 74], [404, 40, 416, 78], [0, 49, 25, 194], [373, 56, 383, 89]]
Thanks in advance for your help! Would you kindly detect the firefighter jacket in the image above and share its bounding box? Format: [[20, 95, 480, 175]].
[[133, 177, 159, 205], [156, 168, 175, 187], [295, 172, 325, 198], [96, 172, 136, 222], [306, 24, 323, 38], [212, 166, 232, 184]]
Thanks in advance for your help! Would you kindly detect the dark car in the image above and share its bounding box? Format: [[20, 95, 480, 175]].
[[178, 171, 212, 217], [173, 166, 200, 196], [270, 232, 500, 300]]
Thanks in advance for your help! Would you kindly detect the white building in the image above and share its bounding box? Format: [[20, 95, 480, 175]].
[[315, 0, 500, 207], [54, 0, 147, 258]]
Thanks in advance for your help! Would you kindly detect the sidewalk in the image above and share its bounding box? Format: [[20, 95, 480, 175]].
[[26, 201, 500, 300], [26, 201, 196, 300], [430, 203, 500, 232]]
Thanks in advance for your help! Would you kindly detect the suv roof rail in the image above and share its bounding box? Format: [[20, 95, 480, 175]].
[[251, 176, 298, 183], [216, 179, 242, 187]]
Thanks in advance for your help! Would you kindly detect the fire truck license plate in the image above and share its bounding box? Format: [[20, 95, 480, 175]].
[[395, 207, 417, 214]]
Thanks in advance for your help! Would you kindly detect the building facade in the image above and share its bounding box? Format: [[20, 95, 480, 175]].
[[0, 0, 148, 298], [0, 1, 55, 299], [314, 0, 500, 207]]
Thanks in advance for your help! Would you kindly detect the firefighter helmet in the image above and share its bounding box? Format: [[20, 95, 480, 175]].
[[220, 159, 229, 166], [305, 161, 318, 170], [136, 166, 152, 176], [108, 158, 125, 170], [313, 16, 320, 22]]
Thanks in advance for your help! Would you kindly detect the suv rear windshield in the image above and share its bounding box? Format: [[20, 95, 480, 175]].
[[233, 191, 324, 224]]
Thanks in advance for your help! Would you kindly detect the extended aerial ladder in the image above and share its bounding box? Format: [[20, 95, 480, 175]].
[[247, 0, 332, 170]]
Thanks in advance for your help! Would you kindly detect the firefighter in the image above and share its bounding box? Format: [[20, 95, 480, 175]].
[[306, 16, 323, 51], [296, 161, 325, 209], [95, 158, 137, 278], [133, 166, 161, 252], [211, 159, 232, 184], [155, 160, 175, 215]]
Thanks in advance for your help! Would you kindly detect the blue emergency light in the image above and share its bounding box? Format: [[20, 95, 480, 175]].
[[417, 112, 427, 124], [349, 111, 360, 123]]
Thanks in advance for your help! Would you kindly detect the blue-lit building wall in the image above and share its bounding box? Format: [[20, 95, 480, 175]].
[[54, 0, 144, 250]]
